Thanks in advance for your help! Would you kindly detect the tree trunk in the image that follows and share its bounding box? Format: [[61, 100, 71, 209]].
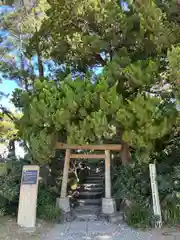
[[37, 50, 44, 77], [116, 126, 131, 164], [8, 139, 16, 158], [120, 142, 131, 164], [35, 30, 44, 77]]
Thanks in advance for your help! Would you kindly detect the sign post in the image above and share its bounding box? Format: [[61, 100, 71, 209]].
[[17, 165, 40, 228], [149, 163, 162, 228]]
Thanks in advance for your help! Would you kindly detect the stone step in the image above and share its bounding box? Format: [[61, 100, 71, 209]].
[[86, 179, 104, 183], [79, 191, 103, 199], [80, 185, 104, 192], [86, 175, 104, 179], [80, 190, 103, 195], [90, 168, 104, 173], [73, 207, 101, 221], [89, 172, 104, 176], [77, 198, 102, 206], [81, 183, 104, 189], [75, 212, 98, 221], [90, 167, 104, 170], [75, 205, 101, 213], [89, 173, 104, 178], [108, 212, 124, 224], [85, 179, 104, 184]]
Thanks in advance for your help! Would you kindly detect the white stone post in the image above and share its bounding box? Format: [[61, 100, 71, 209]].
[[56, 149, 71, 212], [102, 150, 116, 215], [149, 164, 162, 228]]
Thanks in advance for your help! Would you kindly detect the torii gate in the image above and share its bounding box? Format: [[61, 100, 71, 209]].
[[55, 142, 122, 215]]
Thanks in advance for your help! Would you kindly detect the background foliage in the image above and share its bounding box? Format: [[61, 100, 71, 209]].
[[113, 131, 180, 227], [0, 157, 60, 220]]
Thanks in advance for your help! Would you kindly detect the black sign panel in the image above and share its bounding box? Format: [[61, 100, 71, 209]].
[[22, 170, 38, 185]]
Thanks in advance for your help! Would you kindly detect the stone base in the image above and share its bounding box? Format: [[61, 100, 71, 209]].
[[56, 197, 70, 212], [102, 198, 116, 215], [59, 210, 75, 223]]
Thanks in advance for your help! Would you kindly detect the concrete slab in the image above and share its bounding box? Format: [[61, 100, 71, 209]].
[[95, 236, 113, 240], [42, 220, 178, 240], [69, 221, 87, 234], [87, 221, 117, 234]]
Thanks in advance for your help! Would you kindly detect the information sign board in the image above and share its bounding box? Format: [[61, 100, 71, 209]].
[[22, 170, 38, 185]]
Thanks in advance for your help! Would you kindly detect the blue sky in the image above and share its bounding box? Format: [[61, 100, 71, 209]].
[[1, 80, 17, 95], [0, 80, 18, 109], [0, 5, 17, 109]]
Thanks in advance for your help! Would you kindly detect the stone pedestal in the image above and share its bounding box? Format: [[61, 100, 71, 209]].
[[56, 197, 70, 212], [102, 198, 116, 215]]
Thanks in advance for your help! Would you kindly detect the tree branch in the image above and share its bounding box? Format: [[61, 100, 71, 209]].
[[0, 105, 17, 121]]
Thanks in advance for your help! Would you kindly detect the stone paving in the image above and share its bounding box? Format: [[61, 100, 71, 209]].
[[41, 220, 180, 240]]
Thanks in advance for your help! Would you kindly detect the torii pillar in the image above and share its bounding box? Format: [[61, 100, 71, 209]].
[[102, 150, 116, 214], [56, 149, 71, 212]]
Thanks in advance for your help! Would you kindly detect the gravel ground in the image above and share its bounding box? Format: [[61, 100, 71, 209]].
[[1, 217, 180, 240], [41, 220, 180, 240]]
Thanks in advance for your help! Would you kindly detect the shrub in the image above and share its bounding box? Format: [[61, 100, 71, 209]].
[[125, 204, 153, 228], [38, 204, 60, 221], [113, 153, 180, 227], [0, 159, 23, 215], [0, 207, 6, 217], [0, 158, 61, 220], [0, 163, 7, 176], [37, 186, 60, 221], [113, 163, 153, 227], [162, 202, 180, 225], [113, 163, 151, 206]]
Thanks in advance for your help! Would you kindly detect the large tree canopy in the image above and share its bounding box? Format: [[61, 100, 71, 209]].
[[1, 0, 178, 163]]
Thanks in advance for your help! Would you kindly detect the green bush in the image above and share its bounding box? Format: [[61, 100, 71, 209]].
[[113, 163, 151, 206], [38, 204, 60, 221], [162, 202, 180, 225], [0, 207, 6, 217], [125, 204, 152, 228], [0, 163, 7, 176], [37, 187, 60, 221], [113, 162, 180, 228], [113, 163, 152, 227], [0, 159, 23, 215], [0, 158, 61, 220], [113, 140, 180, 228]]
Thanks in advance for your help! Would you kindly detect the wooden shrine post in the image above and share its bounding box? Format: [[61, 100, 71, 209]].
[[60, 149, 71, 198], [56, 149, 71, 212]]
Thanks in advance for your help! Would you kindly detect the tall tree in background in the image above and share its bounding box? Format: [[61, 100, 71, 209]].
[[0, 5, 35, 157]]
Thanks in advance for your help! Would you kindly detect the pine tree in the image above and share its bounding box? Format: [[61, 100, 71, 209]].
[[10, 0, 179, 163]]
